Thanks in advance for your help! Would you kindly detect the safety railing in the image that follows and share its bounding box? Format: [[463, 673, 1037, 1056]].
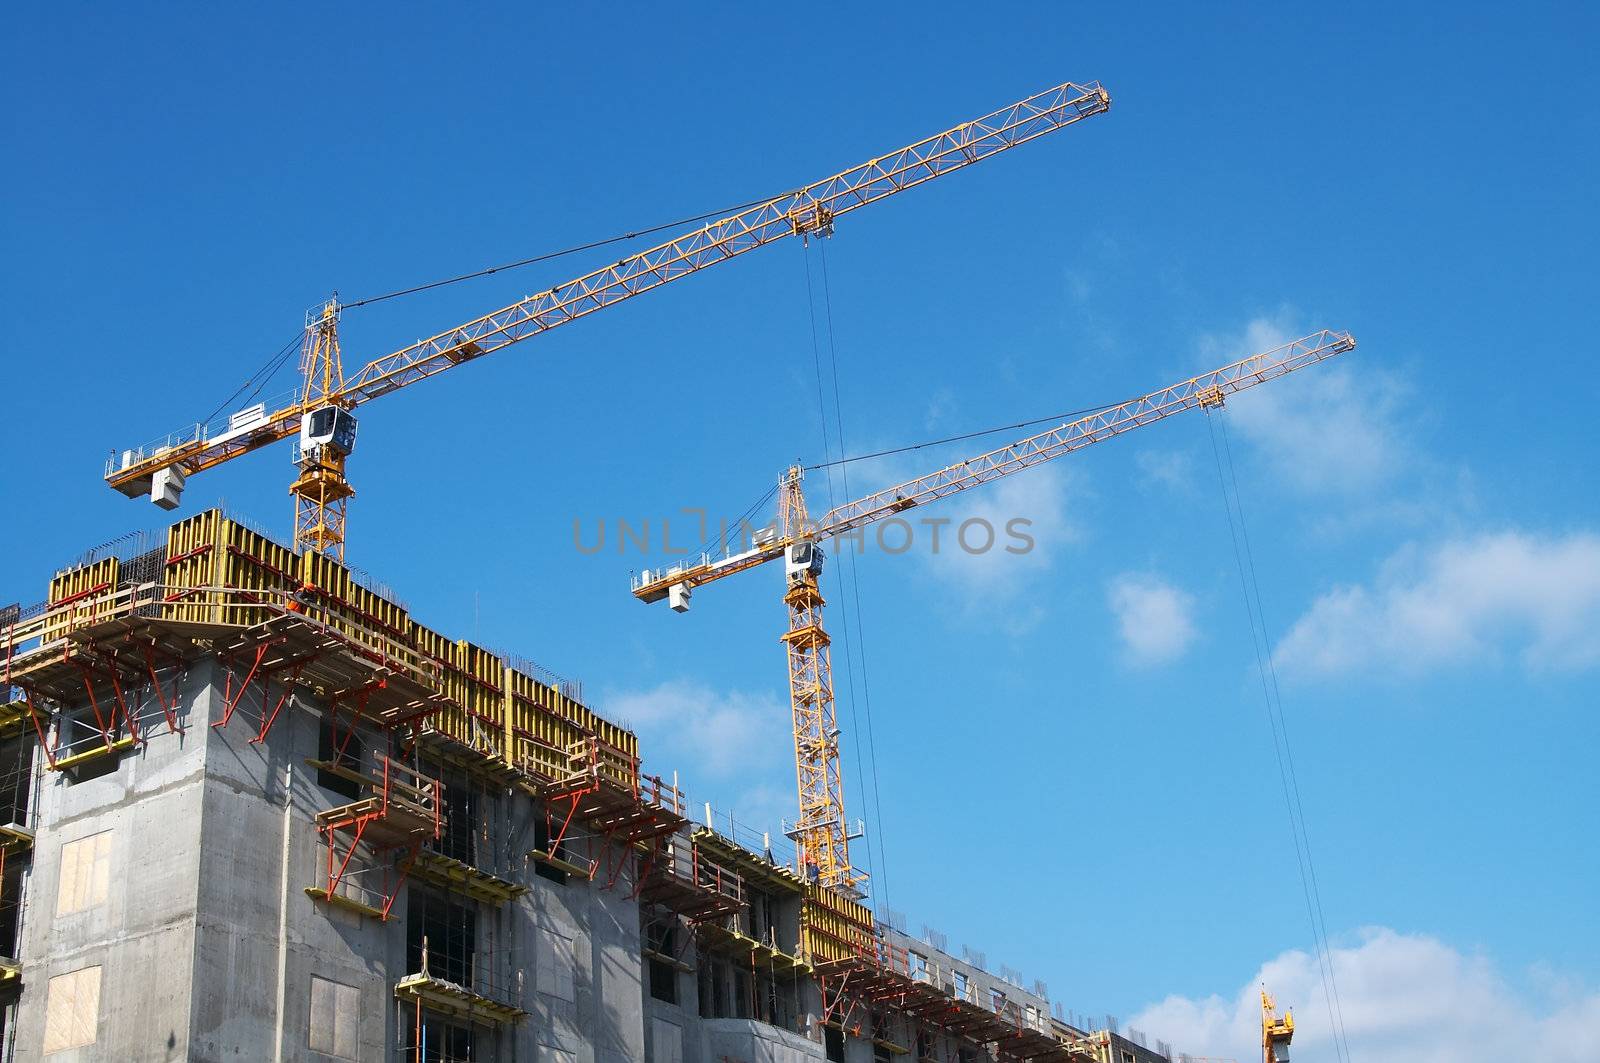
[[105, 385, 300, 477], [835, 934, 1060, 1039], [0, 582, 443, 694]]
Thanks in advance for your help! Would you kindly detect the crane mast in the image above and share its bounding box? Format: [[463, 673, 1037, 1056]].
[[1262, 989, 1294, 1062], [777, 467, 859, 892], [632, 330, 1359, 893], [103, 79, 1111, 557], [290, 299, 355, 557]]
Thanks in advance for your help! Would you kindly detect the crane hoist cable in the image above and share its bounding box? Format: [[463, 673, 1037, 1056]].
[[1206, 408, 1353, 1063], [799, 237, 887, 905], [202, 196, 792, 428], [819, 239, 894, 913]]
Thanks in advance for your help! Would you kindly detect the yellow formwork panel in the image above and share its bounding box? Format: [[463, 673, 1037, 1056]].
[[163, 510, 296, 628], [163, 510, 227, 624], [299, 550, 411, 657], [800, 882, 875, 964], [27, 508, 644, 802], [221, 518, 298, 610], [41, 557, 122, 644], [49, 557, 119, 606], [412, 622, 478, 751]]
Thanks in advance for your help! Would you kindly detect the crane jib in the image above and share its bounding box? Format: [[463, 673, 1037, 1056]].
[[105, 79, 1110, 498], [631, 330, 1355, 602]]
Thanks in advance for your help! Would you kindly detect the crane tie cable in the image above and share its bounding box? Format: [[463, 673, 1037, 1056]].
[[202, 193, 782, 424], [803, 400, 1124, 473], [337, 194, 780, 311]]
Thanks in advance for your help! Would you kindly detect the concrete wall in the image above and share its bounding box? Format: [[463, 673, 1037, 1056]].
[[13, 658, 215, 1062], [6, 651, 1114, 1063], [703, 1018, 824, 1063], [10, 656, 651, 1063]]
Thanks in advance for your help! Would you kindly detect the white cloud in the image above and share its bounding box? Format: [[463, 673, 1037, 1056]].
[[1203, 312, 1412, 495], [924, 386, 957, 430], [1107, 573, 1197, 665], [1275, 529, 1600, 678], [915, 464, 1080, 603], [825, 459, 1082, 623], [1135, 449, 1194, 493], [600, 678, 791, 795], [1129, 928, 1600, 1063]]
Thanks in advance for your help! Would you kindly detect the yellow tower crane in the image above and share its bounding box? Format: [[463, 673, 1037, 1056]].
[[103, 80, 1112, 559], [631, 331, 1358, 895], [1262, 988, 1294, 1062]]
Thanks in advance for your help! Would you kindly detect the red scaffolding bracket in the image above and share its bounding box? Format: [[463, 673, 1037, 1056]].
[[72, 658, 136, 748], [22, 690, 55, 772], [323, 687, 375, 763], [309, 756, 442, 921], [214, 641, 272, 731], [820, 969, 861, 1032], [140, 642, 185, 736], [248, 659, 310, 745]]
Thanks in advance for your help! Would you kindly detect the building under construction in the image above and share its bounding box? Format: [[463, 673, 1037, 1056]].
[[0, 73, 1322, 1063], [0, 509, 1177, 1063]]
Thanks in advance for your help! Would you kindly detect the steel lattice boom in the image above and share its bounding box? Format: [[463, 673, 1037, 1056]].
[[633, 330, 1358, 602], [104, 78, 1111, 558], [630, 330, 1358, 893]]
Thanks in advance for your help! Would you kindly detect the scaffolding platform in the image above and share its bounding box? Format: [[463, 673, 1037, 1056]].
[[637, 839, 744, 923], [0, 699, 32, 737], [0, 583, 462, 765], [409, 850, 527, 906], [393, 972, 527, 1026], [527, 736, 693, 893], [536, 737, 687, 847], [411, 727, 523, 788], [310, 757, 441, 921], [49, 736, 136, 774], [214, 613, 446, 732], [693, 827, 806, 893], [1, 607, 214, 706], [0, 824, 32, 856], [697, 921, 811, 975], [813, 946, 1097, 1063]]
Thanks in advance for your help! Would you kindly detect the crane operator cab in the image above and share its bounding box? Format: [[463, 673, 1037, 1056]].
[[785, 540, 825, 588], [299, 406, 358, 463]]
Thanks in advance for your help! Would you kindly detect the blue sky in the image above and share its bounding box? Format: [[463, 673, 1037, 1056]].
[[4, 3, 1597, 1059]]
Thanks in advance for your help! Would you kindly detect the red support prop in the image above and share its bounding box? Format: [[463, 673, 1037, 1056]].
[[141, 644, 184, 735], [73, 663, 117, 751], [602, 836, 635, 893], [546, 795, 584, 859], [629, 842, 657, 901], [99, 656, 142, 745], [326, 816, 372, 895], [23, 690, 56, 771], [251, 660, 309, 744], [214, 642, 270, 730], [381, 842, 423, 921], [326, 688, 371, 761]]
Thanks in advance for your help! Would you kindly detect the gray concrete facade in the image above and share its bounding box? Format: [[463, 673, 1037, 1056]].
[[9, 659, 647, 1062], [4, 653, 1164, 1063]]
